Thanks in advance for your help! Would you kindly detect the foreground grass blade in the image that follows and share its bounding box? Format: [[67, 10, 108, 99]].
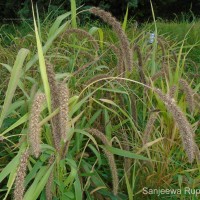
[[0, 154, 20, 183], [89, 27, 104, 49], [48, 12, 71, 39], [71, 0, 77, 28], [74, 174, 82, 200], [32, 4, 51, 112], [0, 113, 28, 136], [0, 48, 29, 128], [0, 144, 26, 199], [122, 7, 129, 31], [25, 12, 70, 71], [24, 164, 54, 200]]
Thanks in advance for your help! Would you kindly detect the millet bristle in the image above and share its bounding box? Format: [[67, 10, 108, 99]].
[[89, 7, 133, 72], [121, 132, 132, 180], [143, 111, 159, 145], [14, 149, 29, 200], [87, 128, 119, 195], [58, 83, 70, 142], [194, 93, 200, 111], [46, 62, 61, 150], [107, 43, 124, 76], [157, 37, 166, 64], [130, 93, 137, 125], [45, 155, 55, 200], [151, 70, 164, 81], [179, 79, 194, 113], [154, 88, 196, 163], [133, 44, 146, 84], [29, 93, 45, 158], [66, 28, 99, 51], [169, 85, 177, 99]]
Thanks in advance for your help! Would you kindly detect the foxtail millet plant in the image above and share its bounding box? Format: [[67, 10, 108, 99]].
[[87, 128, 119, 196], [130, 93, 138, 125], [106, 43, 124, 75], [179, 78, 194, 113], [143, 111, 159, 145], [132, 44, 146, 84], [154, 88, 198, 163]]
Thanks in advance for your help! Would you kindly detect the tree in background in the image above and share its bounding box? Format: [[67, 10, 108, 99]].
[[0, 0, 199, 23]]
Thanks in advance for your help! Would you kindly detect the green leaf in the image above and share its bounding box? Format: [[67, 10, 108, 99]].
[[48, 12, 71, 39], [122, 7, 129, 31], [0, 48, 29, 128], [104, 109, 112, 140], [0, 145, 27, 199], [32, 164, 54, 200], [70, 0, 77, 28], [24, 163, 54, 200], [64, 158, 77, 187], [85, 109, 102, 128], [25, 11, 70, 71], [74, 175, 82, 200], [105, 146, 152, 161], [0, 154, 19, 183], [88, 144, 102, 168], [74, 129, 99, 149], [32, 3, 51, 113], [125, 173, 133, 200], [89, 27, 104, 49], [1, 113, 28, 136]]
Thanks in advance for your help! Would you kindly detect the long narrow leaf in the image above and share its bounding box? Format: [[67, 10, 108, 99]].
[[32, 3, 51, 112], [122, 7, 129, 31], [0, 48, 29, 128], [25, 16, 70, 71], [71, 0, 77, 28], [105, 146, 152, 161]]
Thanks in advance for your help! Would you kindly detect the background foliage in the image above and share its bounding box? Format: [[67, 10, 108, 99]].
[[0, 0, 200, 23]]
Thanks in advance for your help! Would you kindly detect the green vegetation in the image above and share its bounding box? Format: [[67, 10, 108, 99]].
[[0, 2, 199, 200], [1, 0, 200, 22]]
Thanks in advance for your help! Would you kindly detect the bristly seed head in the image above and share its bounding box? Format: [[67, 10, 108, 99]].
[[45, 155, 55, 200], [89, 7, 133, 73], [154, 88, 197, 163], [29, 92, 45, 158], [87, 128, 119, 195], [46, 62, 61, 150], [133, 44, 146, 84], [14, 149, 29, 200], [58, 83, 70, 142], [169, 85, 177, 99], [143, 111, 159, 145], [179, 79, 194, 113]]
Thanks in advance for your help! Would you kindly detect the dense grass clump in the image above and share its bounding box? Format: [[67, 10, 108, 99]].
[[0, 3, 199, 200]]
